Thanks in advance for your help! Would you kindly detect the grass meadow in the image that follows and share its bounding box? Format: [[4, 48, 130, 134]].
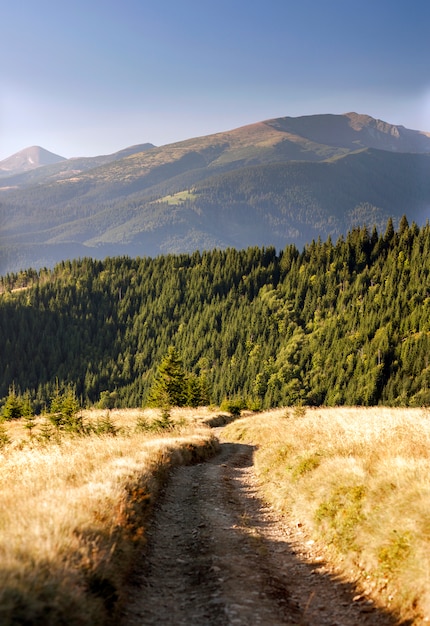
[[224, 406, 430, 624], [2, 405, 430, 624], [0, 408, 220, 626]]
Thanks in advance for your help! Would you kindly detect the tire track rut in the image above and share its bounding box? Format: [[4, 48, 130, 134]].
[[121, 440, 403, 625]]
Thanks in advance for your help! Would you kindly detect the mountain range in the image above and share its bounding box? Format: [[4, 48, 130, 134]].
[[1, 112, 430, 274]]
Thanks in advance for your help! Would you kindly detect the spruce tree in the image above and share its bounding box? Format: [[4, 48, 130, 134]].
[[148, 346, 187, 408], [2, 385, 23, 420]]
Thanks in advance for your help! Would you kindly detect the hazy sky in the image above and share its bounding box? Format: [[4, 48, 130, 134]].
[[1, 0, 430, 160]]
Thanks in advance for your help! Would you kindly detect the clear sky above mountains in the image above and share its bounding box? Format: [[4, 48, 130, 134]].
[[1, 0, 430, 160]]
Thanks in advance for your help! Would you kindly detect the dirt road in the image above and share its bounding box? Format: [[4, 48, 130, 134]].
[[121, 438, 405, 625]]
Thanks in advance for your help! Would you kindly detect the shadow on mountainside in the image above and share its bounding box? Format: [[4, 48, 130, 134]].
[[121, 441, 413, 626]]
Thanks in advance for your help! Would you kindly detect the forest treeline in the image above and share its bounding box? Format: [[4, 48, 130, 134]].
[[1, 216, 429, 413]]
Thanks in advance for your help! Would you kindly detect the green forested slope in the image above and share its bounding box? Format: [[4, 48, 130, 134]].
[[1, 218, 429, 411]]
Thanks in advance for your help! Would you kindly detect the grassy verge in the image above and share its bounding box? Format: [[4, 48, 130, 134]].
[[224, 407, 430, 624], [0, 408, 219, 625]]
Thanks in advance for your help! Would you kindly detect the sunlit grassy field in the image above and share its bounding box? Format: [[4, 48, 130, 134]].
[[224, 406, 430, 624], [0, 408, 220, 626], [3, 405, 430, 624]]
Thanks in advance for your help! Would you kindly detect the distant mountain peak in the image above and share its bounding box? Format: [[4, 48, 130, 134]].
[[265, 112, 430, 152], [2, 111, 430, 274], [343, 112, 400, 134], [0, 146, 66, 176]]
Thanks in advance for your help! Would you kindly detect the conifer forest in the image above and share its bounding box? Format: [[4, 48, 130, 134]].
[[1, 217, 429, 413]]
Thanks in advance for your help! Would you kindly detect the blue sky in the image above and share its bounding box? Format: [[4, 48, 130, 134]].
[[1, 0, 430, 160]]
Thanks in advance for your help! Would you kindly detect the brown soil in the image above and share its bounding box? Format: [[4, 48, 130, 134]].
[[121, 436, 410, 625]]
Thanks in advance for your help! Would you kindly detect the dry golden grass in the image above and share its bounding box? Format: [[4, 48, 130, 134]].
[[224, 406, 430, 624], [0, 408, 220, 626]]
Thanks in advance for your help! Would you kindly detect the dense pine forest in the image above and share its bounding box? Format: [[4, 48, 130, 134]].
[[1, 216, 429, 413]]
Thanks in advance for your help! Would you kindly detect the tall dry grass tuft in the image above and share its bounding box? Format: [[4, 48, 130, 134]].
[[224, 407, 430, 624], [0, 408, 219, 625]]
